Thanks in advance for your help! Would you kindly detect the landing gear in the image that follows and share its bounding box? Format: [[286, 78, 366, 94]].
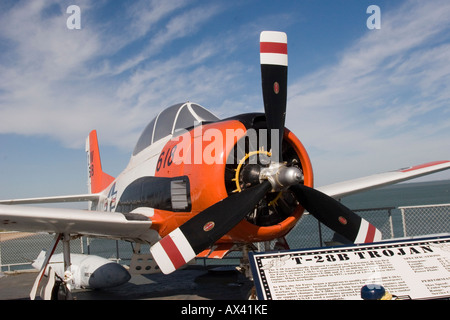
[[236, 238, 290, 300], [60, 233, 74, 300], [30, 232, 75, 300], [49, 278, 71, 300]]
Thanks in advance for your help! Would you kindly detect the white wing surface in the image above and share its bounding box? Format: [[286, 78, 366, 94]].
[[0, 204, 156, 243]]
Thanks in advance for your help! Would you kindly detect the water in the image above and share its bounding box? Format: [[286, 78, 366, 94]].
[[341, 180, 450, 209], [286, 180, 450, 249]]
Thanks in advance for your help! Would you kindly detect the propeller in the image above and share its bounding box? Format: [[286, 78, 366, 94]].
[[150, 31, 381, 274], [150, 181, 272, 274], [290, 184, 381, 244], [259, 31, 381, 244], [260, 31, 288, 161]]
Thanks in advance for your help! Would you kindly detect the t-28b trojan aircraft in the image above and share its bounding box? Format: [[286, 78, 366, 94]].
[[1, 31, 449, 299]]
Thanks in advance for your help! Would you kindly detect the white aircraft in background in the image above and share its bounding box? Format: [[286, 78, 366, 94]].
[[1, 31, 449, 300]]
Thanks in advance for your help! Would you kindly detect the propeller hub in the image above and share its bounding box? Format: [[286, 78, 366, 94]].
[[260, 163, 303, 191], [241, 164, 261, 188]]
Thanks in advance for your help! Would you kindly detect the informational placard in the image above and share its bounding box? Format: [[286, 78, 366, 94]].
[[249, 235, 450, 300]]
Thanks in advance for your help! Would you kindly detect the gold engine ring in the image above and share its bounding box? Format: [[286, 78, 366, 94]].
[[232, 149, 282, 206]]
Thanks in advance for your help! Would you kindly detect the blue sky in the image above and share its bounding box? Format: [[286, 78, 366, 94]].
[[0, 0, 449, 200]]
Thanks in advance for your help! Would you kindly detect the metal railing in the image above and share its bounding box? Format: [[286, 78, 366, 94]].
[[399, 203, 450, 238], [1, 203, 449, 272]]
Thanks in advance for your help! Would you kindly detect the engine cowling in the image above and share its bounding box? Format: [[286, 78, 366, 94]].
[[223, 122, 313, 242], [152, 115, 313, 243]]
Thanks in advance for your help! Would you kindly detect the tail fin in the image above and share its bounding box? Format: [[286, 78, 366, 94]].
[[86, 130, 115, 193]]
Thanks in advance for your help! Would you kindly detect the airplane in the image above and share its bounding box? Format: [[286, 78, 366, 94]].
[[1, 31, 450, 300]]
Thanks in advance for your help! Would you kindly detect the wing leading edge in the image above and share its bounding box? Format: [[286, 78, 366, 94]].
[[0, 204, 156, 243]]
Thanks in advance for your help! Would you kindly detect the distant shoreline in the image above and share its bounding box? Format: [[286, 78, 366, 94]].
[[0, 232, 35, 242], [393, 179, 450, 188]]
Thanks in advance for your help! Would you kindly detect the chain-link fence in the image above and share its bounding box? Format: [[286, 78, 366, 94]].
[[0, 233, 83, 272], [1, 203, 449, 272], [0, 232, 147, 272], [399, 203, 450, 238], [285, 206, 399, 249]]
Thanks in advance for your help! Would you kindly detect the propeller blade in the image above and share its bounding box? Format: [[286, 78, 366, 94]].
[[151, 181, 272, 274], [290, 184, 382, 244], [260, 31, 288, 161]]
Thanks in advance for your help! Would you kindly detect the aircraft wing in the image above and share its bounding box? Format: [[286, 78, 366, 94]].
[[0, 204, 155, 243], [0, 193, 100, 205], [317, 160, 450, 199]]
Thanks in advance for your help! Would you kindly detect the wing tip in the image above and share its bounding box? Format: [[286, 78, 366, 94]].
[[398, 160, 450, 173]]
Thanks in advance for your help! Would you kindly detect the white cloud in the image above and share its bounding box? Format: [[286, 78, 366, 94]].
[[1, 0, 449, 187], [125, 0, 190, 39], [0, 0, 232, 150], [286, 0, 450, 185]]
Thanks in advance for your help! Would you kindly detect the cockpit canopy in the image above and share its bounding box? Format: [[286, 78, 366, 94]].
[[133, 102, 220, 155]]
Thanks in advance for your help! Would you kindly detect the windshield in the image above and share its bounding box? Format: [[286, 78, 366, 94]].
[[132, 102, 219, 155]]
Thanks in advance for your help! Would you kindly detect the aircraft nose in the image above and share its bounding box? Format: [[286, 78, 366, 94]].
[[89, 262, 131, 289]]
